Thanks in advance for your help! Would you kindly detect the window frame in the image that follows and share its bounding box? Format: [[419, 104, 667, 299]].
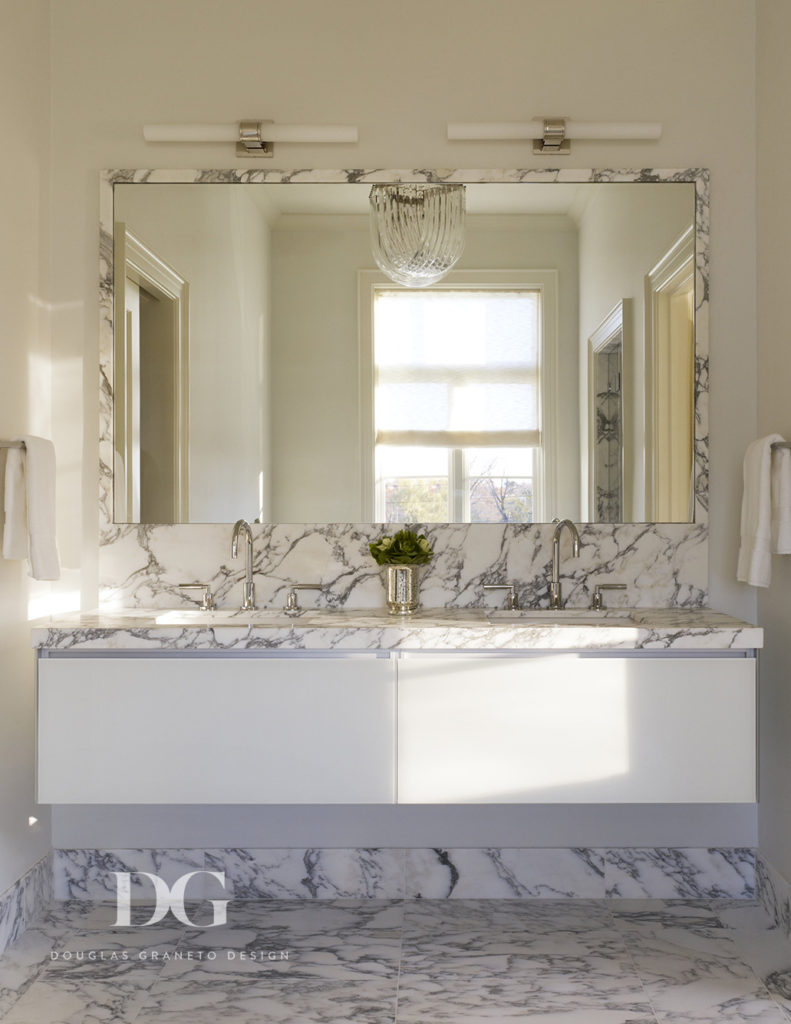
[[358, 269, 558, 523]]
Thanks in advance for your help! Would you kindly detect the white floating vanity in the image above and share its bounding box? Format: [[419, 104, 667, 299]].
[[33, 608, 762, 806]]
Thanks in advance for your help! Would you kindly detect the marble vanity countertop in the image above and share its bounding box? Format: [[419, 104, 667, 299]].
[[31, 606, 763, 652]]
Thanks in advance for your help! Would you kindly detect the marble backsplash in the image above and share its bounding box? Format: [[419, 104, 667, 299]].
[[98, 520, 708, 611]]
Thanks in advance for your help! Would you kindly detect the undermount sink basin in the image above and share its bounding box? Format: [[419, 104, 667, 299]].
[[487, 608, 636, 626]]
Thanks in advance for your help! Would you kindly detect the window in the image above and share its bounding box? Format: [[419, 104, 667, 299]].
[[359, 271, 557, 523]]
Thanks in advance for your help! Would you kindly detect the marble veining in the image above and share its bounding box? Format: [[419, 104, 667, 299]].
[[98, 168, 710, 613], [405, 848, 606, 899], [97, 520, 710, 614], [32, 605, 762, 651], [603, 848, 756, 899], [0, 855, 52, 961], [54, 849, 205, 902], [757, 854, 791, 939], [593, 345, 624, 522], [53, 848, 756, 903], [2, 897, 789, 1024]]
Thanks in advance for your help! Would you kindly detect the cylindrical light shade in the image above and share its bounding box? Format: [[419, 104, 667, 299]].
[[143, 123, 358, 144], [369, 183, 466, 288], [447, 121, 662, 141]]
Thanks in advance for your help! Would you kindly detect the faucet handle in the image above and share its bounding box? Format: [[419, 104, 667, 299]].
[[591, 582, 627, 611], [284, 583, 322, 616], [178, 583, 216, 611], [482, 583, 520, 610]]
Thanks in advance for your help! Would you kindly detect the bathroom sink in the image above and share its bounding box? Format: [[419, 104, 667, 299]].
[[487, 609, 636, 626]]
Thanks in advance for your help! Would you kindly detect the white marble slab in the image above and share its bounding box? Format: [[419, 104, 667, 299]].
[[0, 855, 52, 960], [53, 847, 756, 903], [54, 850, 205, 902], [405, 848, 606, 899], [8, 898, 791, 1024], [31, 606, 762, 651], [603, 848, 756, 899], [756, 853, 791, 938], [203, 849, 406, 901]]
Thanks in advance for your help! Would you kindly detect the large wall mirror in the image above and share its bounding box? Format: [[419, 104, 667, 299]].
[[109, 172, 699, 527]]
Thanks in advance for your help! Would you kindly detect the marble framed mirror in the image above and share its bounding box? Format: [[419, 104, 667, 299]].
[[98, 169, 709, 538]]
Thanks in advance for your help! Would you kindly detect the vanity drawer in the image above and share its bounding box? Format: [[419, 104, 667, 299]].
[[37, 654, 396, 804], [397, 654, 756, 804]]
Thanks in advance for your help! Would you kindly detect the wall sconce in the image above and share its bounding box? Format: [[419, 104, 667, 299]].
[[447, 118, 662, 155], [143, 120, 359, 157]]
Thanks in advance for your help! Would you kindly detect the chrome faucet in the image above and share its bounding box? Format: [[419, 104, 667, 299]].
[[284, 583, 322, 616], [550, 519, 581, 609], [482, 583, 520, 610], [231, 519, 256, 611]]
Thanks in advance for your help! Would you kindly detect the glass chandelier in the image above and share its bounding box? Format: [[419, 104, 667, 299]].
[[369, 183, 466, 288]]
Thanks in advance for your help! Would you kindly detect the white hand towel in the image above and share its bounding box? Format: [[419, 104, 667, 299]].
[[2, 436, 61, 580], [737, 433, 784, 587], [771, 443, 791, 553]]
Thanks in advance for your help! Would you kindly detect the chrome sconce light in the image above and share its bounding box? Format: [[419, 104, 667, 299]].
[[447, 118, 662, 154], [143, 120, 359, 157]]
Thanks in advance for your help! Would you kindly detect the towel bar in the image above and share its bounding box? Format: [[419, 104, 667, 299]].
[[0, 440, 25, 449], [771, 441, 791, 450]]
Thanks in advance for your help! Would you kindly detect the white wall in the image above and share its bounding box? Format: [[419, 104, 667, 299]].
[[115, 185, 271, 522], [578, 184, 695, 520], [756, 0, 791, 881], [47, 0, 760, 849], [271, 217, 371, 521], [0, 0, 54, 891]]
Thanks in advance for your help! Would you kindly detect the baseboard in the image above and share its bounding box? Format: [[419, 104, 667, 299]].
[[0, 854, 53, 958], [54, 847, 755, 901]]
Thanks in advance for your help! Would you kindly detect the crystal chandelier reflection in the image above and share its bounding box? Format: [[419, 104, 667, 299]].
[[369, 183, 466, 287]]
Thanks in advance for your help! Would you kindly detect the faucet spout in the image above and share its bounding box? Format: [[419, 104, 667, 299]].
[[550, 518, 580, 610], [231, 519, 256, 611]]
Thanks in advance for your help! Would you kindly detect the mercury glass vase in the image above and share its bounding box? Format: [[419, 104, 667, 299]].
[[382, 564, 422, 614]]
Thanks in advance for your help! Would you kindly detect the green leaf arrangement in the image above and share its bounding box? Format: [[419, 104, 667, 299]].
[[369, 529, 433, 566]]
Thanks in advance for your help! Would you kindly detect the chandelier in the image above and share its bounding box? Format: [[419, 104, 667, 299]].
[[369, 183, 466, 287]]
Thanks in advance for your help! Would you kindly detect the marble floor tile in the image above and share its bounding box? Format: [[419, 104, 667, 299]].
[[612, 900, 787, 1023], [402, 899, 625, 957], [0, 908, 75, 1019], [136, 954, 399, 1024], [395, 950, 652, 1021], [184, 898, 405, 963], [715, 900, 791, 1020], [3, 897, 791, 1023], [1, 956, 165, 1024]]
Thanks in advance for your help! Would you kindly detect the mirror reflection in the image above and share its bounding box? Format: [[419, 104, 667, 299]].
[[113, 180, 695, 525]]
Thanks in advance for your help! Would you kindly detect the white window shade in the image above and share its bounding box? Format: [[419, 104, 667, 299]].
[[374, 290, 540, 448]]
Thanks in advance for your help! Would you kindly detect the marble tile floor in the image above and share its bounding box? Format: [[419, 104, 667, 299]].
[[0, 898, 790, 1023]]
